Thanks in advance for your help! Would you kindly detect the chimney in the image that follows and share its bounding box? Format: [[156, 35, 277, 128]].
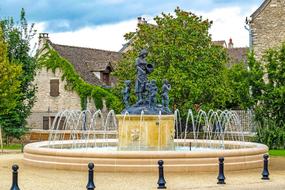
[[38, 33, 49, 49], [137, 17, 147, 25], [228, 38, 234, 48], [137, 17, 142, 24]]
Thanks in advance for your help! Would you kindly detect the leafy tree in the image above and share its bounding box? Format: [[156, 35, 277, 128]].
[[226, 62, 251, 109], [113, 7, 229, 115], [0, 9, 37, 140], [0, 28, 22, 142], [258, 43, 285, 126], [249, 43, 285, 149], [247, 51, 264, 107]]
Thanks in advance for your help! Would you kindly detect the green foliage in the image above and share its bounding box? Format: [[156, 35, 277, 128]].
[[0, 9, 36, 140], [0, 28, 22, 123], [226, 62, 251, 109], [255, 121, 285, 149], [38, 47, 122, 112], [113, 7, 230, 114], [249, 43, 285, 149], [248, 43, 285, 127], [247, 51, 264, 106], [260, 44, 285, 125]]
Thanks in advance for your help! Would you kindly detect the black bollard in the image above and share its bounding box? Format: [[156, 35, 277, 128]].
[[157, 160, 167, 189], [217, 157, 226, 184], [10, 164, 20, 190], [86, 163, 96, 190], [262, 154, 270, 180]]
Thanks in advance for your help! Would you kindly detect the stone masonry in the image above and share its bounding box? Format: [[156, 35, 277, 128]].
[[250, 0, 285, 60], [26, 68, 95, 129]]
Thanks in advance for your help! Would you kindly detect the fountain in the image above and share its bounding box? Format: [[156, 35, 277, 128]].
[[24, 49, 268, 172]]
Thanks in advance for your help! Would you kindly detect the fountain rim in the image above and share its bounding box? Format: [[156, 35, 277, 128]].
[[24, 139, 268, 159]]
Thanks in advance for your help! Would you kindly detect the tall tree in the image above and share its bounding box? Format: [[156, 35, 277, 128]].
[[0, 8, 37, 140], [0, 28, 22, 141], [113, 7, 229, 115]]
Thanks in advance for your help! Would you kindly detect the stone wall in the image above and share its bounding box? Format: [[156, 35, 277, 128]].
[[251, 0, 285, 60], [27, 68, 96, 129]]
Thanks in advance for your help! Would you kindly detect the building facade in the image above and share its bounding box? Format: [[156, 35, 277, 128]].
[[27, 33, 121, 130], [250, 0, 285, 59]]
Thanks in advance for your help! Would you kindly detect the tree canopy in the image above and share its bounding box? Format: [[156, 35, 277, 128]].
[[0, 28, 22, 140], [0, 9, 37, 140], [113, 7, 231, 115]]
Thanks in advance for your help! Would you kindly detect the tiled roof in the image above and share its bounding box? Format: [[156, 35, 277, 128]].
[[213, 40, 227, 47], [50, 43, 121, 85], [227, 47, 249, 66]]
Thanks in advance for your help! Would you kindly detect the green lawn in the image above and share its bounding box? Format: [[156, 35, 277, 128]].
[[2, 144, 22, 150], [269, 150, 285, 157]]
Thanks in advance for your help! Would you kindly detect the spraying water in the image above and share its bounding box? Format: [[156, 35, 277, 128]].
[[47, 109, 245, 151]]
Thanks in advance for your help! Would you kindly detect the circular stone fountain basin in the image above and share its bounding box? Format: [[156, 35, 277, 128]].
[[23, 139, 268, 172]]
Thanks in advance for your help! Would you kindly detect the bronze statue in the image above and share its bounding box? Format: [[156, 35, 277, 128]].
[[122, 49, 172, 115], [149, 80, 158, 108], [161, 79, 171, 112], [122, 80, 131, 108], [135, 49, 153, 105]]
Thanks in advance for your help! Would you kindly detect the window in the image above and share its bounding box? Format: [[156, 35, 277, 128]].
[[43, 116, 49, 130], [43, 116, 66, 130], [102, 73, 110, 85], [101, 66, 111, 85], [50, 79, 59, 97]]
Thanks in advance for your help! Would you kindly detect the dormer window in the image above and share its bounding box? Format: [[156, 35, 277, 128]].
[[101, 66, 111, 85], [86, 60, 115, 86]]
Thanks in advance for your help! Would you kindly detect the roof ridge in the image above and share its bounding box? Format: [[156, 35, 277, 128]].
[[250, 0, 271, 21], [51, 42, 120, 54]]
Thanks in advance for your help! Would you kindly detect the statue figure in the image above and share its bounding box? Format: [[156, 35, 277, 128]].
[[122, 80, 131, 108], [135, 49, 153, 105], [149, 80, 158, 108], [121, 48, 172, 115], [143, 81, 151, 104], [161, 79, 171, 112]]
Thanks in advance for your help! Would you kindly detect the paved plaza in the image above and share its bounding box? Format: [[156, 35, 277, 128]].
[[0, 153, 285, 190]]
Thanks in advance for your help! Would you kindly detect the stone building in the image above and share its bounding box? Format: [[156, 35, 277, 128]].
[[27, 33, 121, 130], [250, 0, 285, 59], [213, 39, 248, 67]]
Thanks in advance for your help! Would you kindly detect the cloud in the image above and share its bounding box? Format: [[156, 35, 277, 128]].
[[38, 4, 259, 51], [46, 19, 138, 51], [0, 0, 263, 32]]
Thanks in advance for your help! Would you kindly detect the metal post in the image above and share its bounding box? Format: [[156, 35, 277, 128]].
[[86, 163, 96, 190], [157, 160, 166, 189], [217, 157, 226, 184], [262, 154, 270, 180], [10, 165, 20, 190]]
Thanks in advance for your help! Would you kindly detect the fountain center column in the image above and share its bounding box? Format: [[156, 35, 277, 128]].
[[117, 115, 175, 151]]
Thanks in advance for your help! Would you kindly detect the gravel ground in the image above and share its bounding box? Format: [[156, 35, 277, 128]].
[[0, 153, 285, 190]]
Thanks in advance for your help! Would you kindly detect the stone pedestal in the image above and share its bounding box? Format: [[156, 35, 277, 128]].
[[117, 115, 175, 150]]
